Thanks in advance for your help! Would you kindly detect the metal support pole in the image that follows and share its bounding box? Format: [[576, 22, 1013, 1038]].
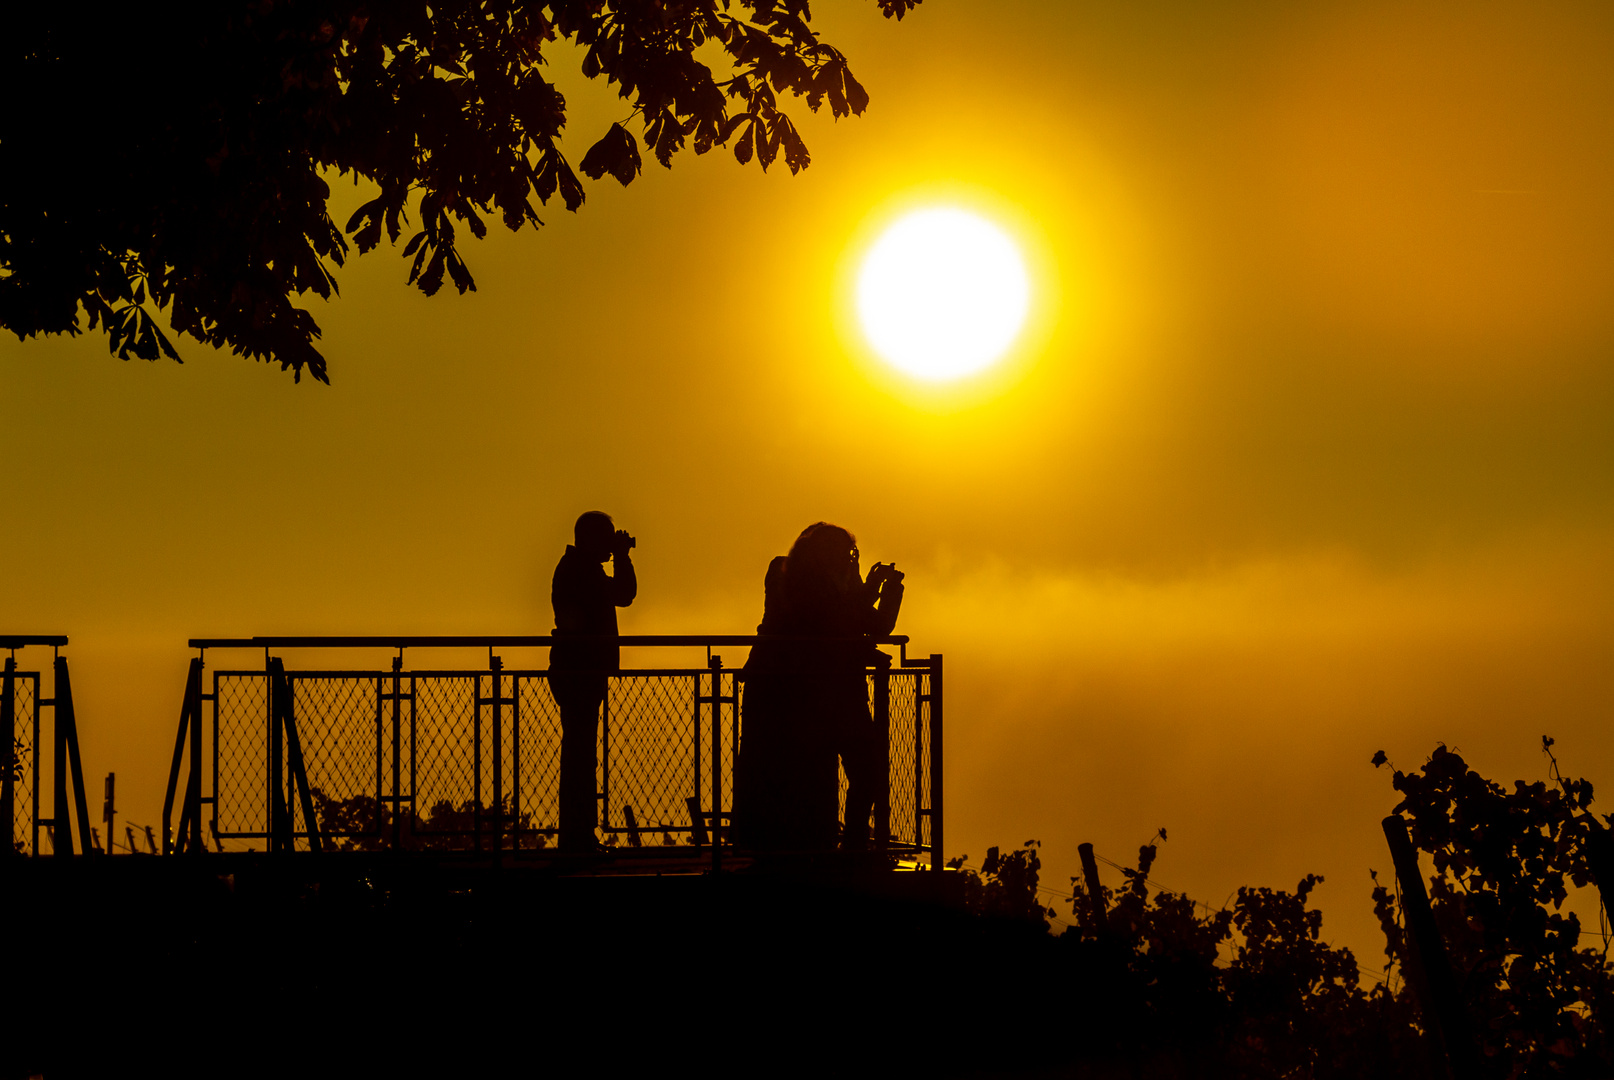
[[472, 668, 482, 853], [1383, 815, 1483, 1080], [391, 656, 403, 850], [599, 675, 610, 844], [2, 657, 14, 856], [710, 655, 723, 873], [929, 654, 943, 873], [511, 674, 521, 852], [55, 657, 94, 857], [162, 659, 202, 855], [272, 659, 322, 854], [491, 654, 503, 853], [186, 659, 202, 855], [31, 677, 39, 857], [52, 661, 69, 856], [62, 661, 93, 854], [913, 673, 925, 851], [873, 659, 891, 852], [268, 659, 287, 853], [689, 673, 702, 846]]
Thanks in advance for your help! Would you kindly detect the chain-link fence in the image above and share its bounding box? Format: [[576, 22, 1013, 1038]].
[[205, 649, 937, 858], [3, 639, 86, 858], [5, 669, 39, 855]]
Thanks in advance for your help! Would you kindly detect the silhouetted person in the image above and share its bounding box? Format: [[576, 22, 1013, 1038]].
[[737, 523, 903, 850], [549, 511, 636, 852]]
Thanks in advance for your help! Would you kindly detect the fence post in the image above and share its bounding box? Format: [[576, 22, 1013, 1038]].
[[162, 659, 202, 855], [268, 658, 289, 853], [600, 672, 610, 849], [873, 656, 891, 852], [511, 672, 521, 852], [272, 659, 323, 855], [187, 658, 202, 855], [1382, 815, 1483, 1080], [490, 653, 503, 854], [102, 772, 114, 855], [710, 655, 723, 873], [929, 654, 943, 873], [2, 657, 14, 856], [54, 657, 94, 856], [1077, 842, 1107, 934], [472, 667, 482, 853], [52, 658, 70, 855], [690, 671, 703, 847], [391, 656, 403, 850]]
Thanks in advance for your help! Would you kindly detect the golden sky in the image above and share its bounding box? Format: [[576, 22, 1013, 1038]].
[[7, 0, 1614, 960]]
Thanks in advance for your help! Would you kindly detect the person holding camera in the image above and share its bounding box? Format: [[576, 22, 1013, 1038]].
[[736, 523, 904, 851], [549, 510, 637, 852]]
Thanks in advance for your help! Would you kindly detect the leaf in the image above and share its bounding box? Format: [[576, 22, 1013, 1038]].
[[408, 242, 430, 285], [777, 114, 809, 174], [733, 123, 754, 165], [982, 846, 1000, 876], [843, 69, 869, 115], [346, 198, 387, 254], [445, 249, 476, 294], [579, 123, 643, 186], [154, 320, 181, 362], [418, 247, 447, 296], [556, 159, 585, 211], [758, 119, 780, 170]]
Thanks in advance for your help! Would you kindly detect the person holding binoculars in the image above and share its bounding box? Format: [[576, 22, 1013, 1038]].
[[549, 510, 637, 852]]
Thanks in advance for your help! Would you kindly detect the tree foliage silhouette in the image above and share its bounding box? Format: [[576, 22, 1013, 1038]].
[[1375, 741, 1614, 1076], [0, 1, 920, 382]]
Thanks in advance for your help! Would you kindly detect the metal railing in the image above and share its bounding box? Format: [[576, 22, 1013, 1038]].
[[164, 636, 943, 869], [2, 636, 95, 857]]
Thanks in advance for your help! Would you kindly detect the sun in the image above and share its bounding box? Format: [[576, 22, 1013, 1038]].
[[856, 207, 1031, 381]]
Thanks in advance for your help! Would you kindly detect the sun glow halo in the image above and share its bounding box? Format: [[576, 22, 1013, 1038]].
[[856, 207, 1031, 381]]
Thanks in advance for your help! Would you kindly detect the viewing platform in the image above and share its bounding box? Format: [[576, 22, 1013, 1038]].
[[146, 635, 944, 874]]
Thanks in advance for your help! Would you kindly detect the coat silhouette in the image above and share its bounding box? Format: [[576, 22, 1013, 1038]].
[[737, 523, 902, 850], [549, 511, 636, 852]]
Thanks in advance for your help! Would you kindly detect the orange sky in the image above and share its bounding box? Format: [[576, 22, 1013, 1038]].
[[7, 0, 1614, 964]]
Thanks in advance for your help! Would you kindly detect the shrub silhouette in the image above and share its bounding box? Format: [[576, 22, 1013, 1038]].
[[310, 787, 538, 851], [950, 840, 1057, 927], [1376, 741, 1614, 1076]]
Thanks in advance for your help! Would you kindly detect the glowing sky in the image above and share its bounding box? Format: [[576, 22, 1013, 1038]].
[[8, 0, 1614, 961]]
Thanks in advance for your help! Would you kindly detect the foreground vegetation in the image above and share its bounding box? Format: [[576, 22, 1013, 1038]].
[[11, 742, 1614, 1078], [952, 741, 1614, 1077]]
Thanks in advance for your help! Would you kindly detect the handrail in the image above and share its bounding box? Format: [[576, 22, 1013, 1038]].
[[0, 636, 69, 649], [188, 635, 910, 649], [174, 633, 943, 869]]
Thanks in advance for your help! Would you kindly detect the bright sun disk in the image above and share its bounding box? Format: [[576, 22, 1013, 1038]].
[[857, 207, 1030, 381]]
